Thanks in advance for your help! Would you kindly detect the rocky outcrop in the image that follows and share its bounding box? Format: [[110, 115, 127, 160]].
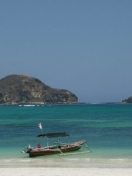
[[122, 97, 132, 103], [0, 75, 78, 104]]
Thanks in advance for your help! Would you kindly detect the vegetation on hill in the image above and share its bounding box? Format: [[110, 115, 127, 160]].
[[0, 75, 78, 104]]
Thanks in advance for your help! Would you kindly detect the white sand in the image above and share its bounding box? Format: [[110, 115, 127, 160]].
[[1, 158, 132, 176], [0, 168, 132, 176]]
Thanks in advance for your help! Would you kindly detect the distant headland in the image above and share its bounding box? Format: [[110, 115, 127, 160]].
[[122, 97, 132, 103], [0, 74, 78, 105]]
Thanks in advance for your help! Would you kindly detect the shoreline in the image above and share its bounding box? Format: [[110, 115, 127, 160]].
[[1, 157, 132, 168], [1, 154, 132, 176], [0, 168, 132, 176]]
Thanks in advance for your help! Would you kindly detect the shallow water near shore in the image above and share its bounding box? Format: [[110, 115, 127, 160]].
[[1, 157, 132, 168], [0, 104, 132, 167]]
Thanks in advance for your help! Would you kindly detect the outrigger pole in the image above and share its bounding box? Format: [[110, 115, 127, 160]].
[[59, 150, 92, 156], [59, 143, 92, 156]]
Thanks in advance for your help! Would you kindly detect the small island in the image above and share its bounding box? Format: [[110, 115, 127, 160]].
[[122, 97, 132, 103], [0, 74, 78, 105]]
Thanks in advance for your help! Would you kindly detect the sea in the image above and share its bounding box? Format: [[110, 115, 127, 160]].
[[0, 103, 132, 168]]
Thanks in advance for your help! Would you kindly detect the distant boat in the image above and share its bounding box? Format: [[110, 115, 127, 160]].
[[23, 105, 35, 107], [22, 132, 91, 157]]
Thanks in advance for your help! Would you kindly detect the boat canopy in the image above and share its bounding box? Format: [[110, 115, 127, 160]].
[[37, 132, 70, 138]]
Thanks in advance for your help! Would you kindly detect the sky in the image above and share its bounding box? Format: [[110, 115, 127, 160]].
[[0, 0, 132, 103]]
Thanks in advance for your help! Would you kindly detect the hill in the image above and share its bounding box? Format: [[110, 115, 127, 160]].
[[0, 75, 78, 104], [122, 97, 132, 103]]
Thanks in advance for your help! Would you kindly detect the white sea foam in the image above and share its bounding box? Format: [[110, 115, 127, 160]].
[[1, 158, 132, 168]]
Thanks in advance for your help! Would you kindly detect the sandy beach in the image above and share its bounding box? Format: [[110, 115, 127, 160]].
[[0, 158, 132, 176], [0, 168, 132, 176]]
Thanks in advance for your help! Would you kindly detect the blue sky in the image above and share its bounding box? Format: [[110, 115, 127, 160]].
[[0, 0, 132, 103]]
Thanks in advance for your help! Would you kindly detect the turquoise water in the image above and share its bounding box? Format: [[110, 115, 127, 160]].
[[0, 104, 132, 162]]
